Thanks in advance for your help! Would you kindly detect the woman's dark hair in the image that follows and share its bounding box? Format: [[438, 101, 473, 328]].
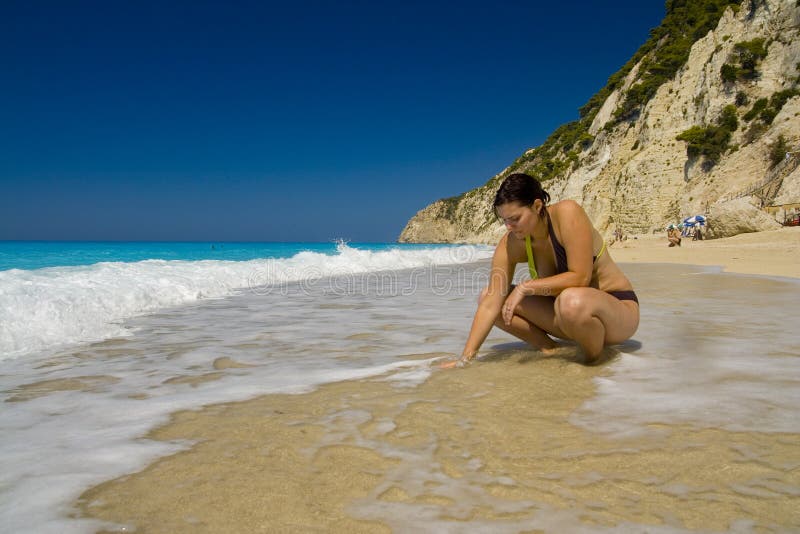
[[493, 173, 550, 217]]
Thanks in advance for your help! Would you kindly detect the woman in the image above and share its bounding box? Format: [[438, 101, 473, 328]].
[[455, 173, 639, 364]]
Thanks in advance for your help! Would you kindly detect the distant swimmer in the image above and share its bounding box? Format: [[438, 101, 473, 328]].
[[445, 173, 639, 366]]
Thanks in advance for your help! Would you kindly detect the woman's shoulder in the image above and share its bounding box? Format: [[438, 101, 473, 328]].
[[550, 199, 583, 215], [549, 199, 588, 228], [549, 200, 596, 244]]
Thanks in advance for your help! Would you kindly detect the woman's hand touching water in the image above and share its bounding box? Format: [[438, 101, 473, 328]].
[[438, 358, 469, 369], [441, 284, 531, 369]]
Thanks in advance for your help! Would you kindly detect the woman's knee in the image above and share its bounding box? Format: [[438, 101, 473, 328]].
[[554, 288, 591, 326]]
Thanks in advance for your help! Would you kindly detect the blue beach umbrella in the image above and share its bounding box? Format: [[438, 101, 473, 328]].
[[684, 215, 707, 226]]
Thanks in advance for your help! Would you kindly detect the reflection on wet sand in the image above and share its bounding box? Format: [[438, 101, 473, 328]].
[[79, 348, 800, 533], [6, 375, 120, 402]]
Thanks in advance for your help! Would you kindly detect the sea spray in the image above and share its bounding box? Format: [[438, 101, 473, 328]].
[[0, 243, 493, 359]]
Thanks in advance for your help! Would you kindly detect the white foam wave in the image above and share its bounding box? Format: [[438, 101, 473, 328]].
[[0, 243, 493, 360]]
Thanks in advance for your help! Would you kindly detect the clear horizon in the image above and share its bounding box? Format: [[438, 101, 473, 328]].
[[1, 1, 665, 242]]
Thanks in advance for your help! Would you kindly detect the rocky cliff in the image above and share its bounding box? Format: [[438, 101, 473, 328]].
[[399, 0, 800, 243]]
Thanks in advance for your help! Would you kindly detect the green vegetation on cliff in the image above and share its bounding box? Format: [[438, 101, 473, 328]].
[[676, 104, 738, 167], [720, 38, 769, 81], [752, 89, 800, 124], [495, 0, 742, 187], [433, 0, 744, 220], [770, 135, 789, 168]]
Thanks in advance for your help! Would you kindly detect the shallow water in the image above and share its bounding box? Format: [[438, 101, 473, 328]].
[[578, 263, 800, 436], [2, 261, 799, 532], [0, 260, 488, 533]]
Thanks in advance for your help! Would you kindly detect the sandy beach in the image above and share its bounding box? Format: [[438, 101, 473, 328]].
[[70, 229, 800, 533], [79, 354, 800, 533], [609, 227, 800, 279]]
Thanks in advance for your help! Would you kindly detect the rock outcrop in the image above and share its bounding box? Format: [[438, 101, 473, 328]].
[[707, 196, 782, 237], [400, 0, 800, 243]]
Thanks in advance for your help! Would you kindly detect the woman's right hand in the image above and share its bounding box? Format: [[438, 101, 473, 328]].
[[438, 351, 475, 369], [501, 285, 526, 325], [438, 359, 466, 369]]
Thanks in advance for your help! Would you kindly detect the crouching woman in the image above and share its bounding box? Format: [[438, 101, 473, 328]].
[[457, 173, 639, 364]]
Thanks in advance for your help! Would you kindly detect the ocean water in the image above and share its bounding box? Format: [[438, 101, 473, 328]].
[[1, 242, 799, 532], [0, 240, 445, 271], [0, 241, 481, 359], [0, 240, 494, 532]]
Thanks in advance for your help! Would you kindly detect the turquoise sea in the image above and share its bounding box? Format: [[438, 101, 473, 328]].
[[0, 240, 493, 357], [0, 240, 441, 271]]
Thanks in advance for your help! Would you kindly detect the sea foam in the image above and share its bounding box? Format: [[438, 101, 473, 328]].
[[0, 243, 492, 359], [0, 256, 489, 534]]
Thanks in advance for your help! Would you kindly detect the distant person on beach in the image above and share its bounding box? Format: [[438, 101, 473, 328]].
[[667, 227, 681, 247], [448, 173, 639, 366]]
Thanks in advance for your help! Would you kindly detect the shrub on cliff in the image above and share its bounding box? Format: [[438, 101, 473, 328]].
[[769, 135, 789, 168], [676, 104, 740, 167], [508, 0, 744, 183], [718, 39, 768, 83], [761, 89, 800, 124], [743, 90, 800, 125], [732, 38, 768, 79], [718, 104, 739, 131], [743, 98, 768, 121], [610, 0, 742, 123], [676, 125, 731, 162], [720, 63, 738, 82]]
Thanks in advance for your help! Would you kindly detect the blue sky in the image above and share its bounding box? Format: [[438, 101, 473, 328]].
[[1, 1, 665, 242]]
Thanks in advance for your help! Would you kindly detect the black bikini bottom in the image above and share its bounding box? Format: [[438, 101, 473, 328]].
[[608, 290, 638, 304], [508, 285, 639, 304]]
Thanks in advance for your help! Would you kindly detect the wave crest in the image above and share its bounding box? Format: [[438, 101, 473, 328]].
[[0, 244, 492, 359]]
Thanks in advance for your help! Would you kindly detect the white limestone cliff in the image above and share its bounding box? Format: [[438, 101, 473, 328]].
[[399, 0, 800, 243]]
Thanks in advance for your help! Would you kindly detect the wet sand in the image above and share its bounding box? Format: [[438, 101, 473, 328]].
[[610, 227, 800, 279], [79, 349, 800, 533], [73, 233, 800, 533]]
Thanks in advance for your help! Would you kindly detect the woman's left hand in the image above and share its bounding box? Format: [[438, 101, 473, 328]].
[[501, 285, 526, 325]]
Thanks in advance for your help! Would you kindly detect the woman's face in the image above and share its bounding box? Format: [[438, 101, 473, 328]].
[[497, 201, 541, 238]]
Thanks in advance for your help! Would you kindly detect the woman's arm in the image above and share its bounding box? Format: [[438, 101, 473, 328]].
[[461, 234, 515, 360]]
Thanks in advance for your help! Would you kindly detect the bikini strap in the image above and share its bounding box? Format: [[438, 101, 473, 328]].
[[524, 235, 538, 280], [546, 211, 569, 274], [595, 240, 607, 261]]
